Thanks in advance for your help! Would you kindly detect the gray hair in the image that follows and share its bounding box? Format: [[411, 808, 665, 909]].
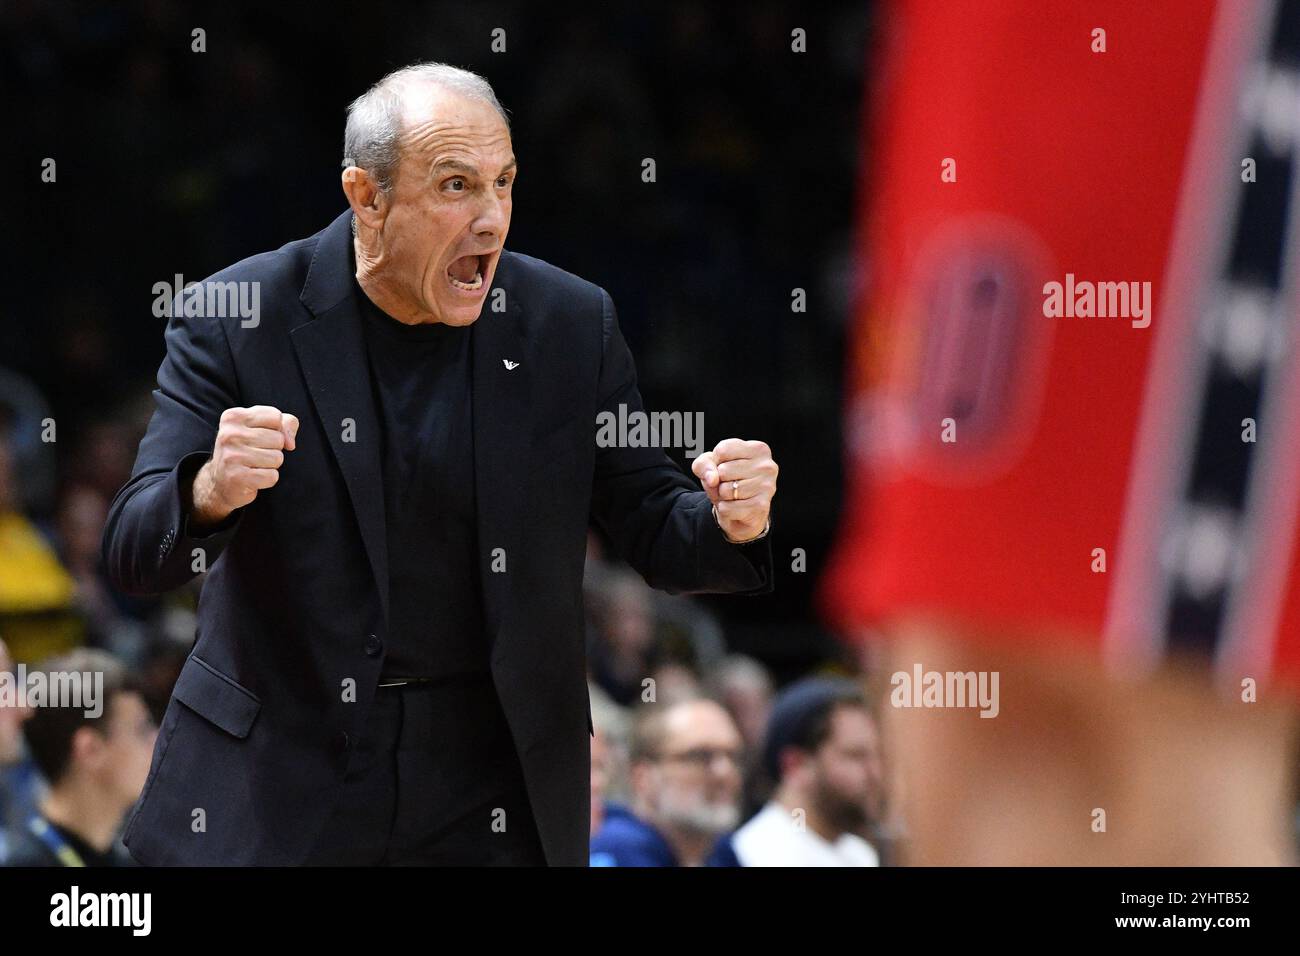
[[342, 61, 510, 194]]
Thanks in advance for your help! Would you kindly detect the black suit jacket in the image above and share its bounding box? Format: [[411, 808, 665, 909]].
[[103, 209, 773, 865]]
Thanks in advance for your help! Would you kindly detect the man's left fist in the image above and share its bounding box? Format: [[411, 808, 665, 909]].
[[691, 438, 777, 544]]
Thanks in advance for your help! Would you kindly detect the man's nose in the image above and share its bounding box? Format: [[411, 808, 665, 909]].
[[474, 192, 509, 238]]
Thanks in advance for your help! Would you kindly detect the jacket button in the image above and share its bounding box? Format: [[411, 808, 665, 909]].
[[364, 634, 383, 657]]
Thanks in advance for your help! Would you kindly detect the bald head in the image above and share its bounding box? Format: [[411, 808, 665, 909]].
[[631, 698, 743, 765], [343, 61, 510, 194]]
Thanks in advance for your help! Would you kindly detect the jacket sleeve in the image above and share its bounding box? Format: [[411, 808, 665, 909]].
[[102, 302, 246, 596], [588, 288, 774, 596]]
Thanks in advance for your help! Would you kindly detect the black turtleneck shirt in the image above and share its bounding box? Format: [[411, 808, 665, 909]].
[[357, 288, 487, 681]]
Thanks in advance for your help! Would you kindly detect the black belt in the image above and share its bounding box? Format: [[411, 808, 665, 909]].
[[377, 672, 492, 689], [377, 676, 438, 688]]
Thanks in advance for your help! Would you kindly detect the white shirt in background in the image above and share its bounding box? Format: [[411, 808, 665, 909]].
[[731, 801, 880, 867]]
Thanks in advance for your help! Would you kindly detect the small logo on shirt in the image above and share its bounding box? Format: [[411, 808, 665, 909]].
[[503, 359, 520, 370]]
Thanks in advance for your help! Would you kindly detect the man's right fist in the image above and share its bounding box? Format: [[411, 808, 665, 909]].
[[189, 406, 299, 529]]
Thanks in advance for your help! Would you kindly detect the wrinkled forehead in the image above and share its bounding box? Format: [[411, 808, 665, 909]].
[[396, 83, 512, 166]]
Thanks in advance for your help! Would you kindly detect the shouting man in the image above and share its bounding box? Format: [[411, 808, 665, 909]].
[[103, 62, 777, 866]]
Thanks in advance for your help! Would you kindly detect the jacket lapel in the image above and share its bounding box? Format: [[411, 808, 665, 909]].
[[471, 263, 534, 653], [290, 211, 390, 624]]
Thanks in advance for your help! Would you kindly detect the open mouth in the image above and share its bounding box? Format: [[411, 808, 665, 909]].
[[447, 253, 489, 292]]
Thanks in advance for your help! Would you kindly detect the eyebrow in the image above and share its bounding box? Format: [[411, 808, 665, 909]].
[[430, 157, 518, 179]]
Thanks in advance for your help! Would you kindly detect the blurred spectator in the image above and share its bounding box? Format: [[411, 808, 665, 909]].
[[54, 481, 155, 666], [591, 726, 612, 839], [0, 638, 43, 863], [3, 649, 154, 866], [587, 568, 659, 706], [0, 419, 81, 664], [586, 562, 727, 708], [0, 366, 56, 515], [587, 680, 632, 806], [648, 660, 703, 706], [730, 677, 883, 866], [706, 654, 775, 753], [56, 484, 115, 634], [67, 418, 138, 505], [590, 698, 743, 866], [705, 652, 775, 815]]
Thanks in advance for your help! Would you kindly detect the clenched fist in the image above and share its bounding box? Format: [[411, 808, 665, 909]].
[[189, 405, 299, 530], [691, 438, 778, 544]]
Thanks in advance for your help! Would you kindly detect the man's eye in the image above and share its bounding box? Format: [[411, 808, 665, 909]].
[[497, 176, 511, 188], [447, 178, 465, 191]]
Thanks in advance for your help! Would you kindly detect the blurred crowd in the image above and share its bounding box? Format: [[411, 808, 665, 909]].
[[0, 399, 197, 866], [583, 531, 895, 866]]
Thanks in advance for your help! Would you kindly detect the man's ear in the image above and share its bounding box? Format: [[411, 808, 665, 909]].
[[341, 166, 388, 232], [70, 723, 108, 772]]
